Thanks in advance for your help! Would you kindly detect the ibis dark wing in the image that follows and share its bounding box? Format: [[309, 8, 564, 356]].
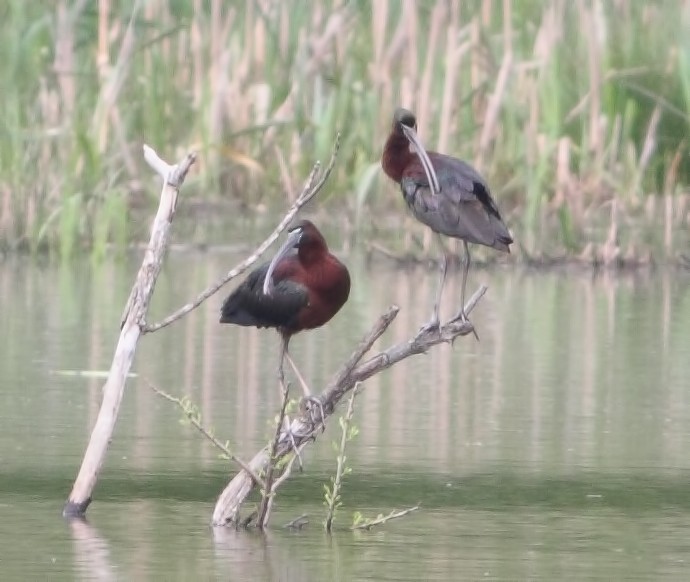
[[401, 153, 512, 251], [219, 263, 309, 329]]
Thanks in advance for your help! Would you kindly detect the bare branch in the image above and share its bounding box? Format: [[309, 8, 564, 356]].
[[283, 514, 309, 530], [328, 306, 400, 395], [64, 146, 195, 518], [270, 440, 308, 492], [146, 380, 265, 489], [211, 284, 488, 526], [257, 383, 292, 528], [143, 144, 175, 178], [143, 133, 341, 334], [321, 285, 488, 413], [351, 506, 420, 531]]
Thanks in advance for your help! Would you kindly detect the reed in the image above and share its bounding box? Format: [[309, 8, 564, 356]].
[[0, 0, 688, 259]]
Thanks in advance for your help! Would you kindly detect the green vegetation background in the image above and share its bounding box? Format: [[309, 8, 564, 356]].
[[1, 1, 688, 262]]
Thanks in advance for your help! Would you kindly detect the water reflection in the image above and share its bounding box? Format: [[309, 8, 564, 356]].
[[1, 251, 689, 579], [69, 518, 116, 581]]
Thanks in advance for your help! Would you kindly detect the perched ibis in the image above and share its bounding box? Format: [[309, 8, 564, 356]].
[[220, 219, 350, 396], [381, 107, 512, 332]]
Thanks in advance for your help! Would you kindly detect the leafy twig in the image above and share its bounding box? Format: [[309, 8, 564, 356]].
[[146, 379, 265, 489], [351, 506, 420, 531], [324, 384, 360, 532]]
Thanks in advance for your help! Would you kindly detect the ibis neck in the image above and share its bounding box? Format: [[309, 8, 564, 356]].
[[298, 243, 328, 266], [381, 132, 414, 183]]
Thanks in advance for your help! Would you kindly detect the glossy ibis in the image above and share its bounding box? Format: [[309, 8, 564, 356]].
[[220, 219, 350, 397], [381, 107, 512, 331]]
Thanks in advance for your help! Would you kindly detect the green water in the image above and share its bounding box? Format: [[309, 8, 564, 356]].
[[1, 246, 690, 580]]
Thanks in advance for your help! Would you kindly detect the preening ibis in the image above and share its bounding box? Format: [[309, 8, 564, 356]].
[[220, 219, 351, 395], [381, 107, 512, 332]]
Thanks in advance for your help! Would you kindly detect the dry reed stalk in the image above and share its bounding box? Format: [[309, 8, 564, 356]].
[[0, 186, 12, 241], [372, 0, 388, 84], [469, 16, 483, 134], [583, 0, 604, 161], [664, 194, 674, 255], [402, 0, 419, 108], [54, 0, 86, 119], [95, 0, 111, 149], [191, 0, 204, 109], [476, 0, 513, 170], [417, 1, 445, 139], [438, 5, 466, 153], [554, 137, 570, 209], [382, 8, 407, 112], [92, 1, 139, 155], [633, 104, 663, 201]]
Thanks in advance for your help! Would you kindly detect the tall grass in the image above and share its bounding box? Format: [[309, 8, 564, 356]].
[[0, 0, 688, 260]]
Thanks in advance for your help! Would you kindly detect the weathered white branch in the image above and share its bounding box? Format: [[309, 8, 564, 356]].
[[143, 133, 341, 333], [211, 285, 488, 526], [143, 144, 175, 178], [63, 146, 196, 517]]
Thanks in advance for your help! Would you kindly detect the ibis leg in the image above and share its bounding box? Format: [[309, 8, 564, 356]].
[[285, 351, 311, 397], [433, 251, 448, 327], [459, 240, 471, 322], [285, 345, 325, 431], [453, 240, 479, 340], [278, 334, 290, 389], [277, 335, 307, 460], [428, 236, 449, 328]]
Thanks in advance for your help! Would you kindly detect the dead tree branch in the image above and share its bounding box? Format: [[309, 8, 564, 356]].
[[63, 146, 196, 518], [257, 384, 292, 528], [143, 133, 342, 334], [211, 284, 488, 526]]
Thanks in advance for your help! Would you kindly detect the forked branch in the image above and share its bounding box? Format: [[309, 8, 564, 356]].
[[64, 146, 196, 518], [211, 284, 488, 526]]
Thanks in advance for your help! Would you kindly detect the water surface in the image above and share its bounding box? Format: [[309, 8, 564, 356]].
[[1, 244, 689, 580]]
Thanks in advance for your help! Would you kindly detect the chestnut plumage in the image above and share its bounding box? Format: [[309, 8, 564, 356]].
[[220, 219, 350, 393]]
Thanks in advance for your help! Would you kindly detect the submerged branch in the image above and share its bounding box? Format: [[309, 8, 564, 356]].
[[143, 133, 341, 334], [211, 285, 487, 527], [351, 506, 420, 531]]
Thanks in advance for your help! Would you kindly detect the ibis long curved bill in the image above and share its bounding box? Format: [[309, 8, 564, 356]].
[[400, 124, 441, 196], [262, 227, 303, 296]]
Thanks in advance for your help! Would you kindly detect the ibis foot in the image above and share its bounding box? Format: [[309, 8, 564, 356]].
[[450, 310, 480, 341], [301, 396, 326, 433], [418, 316, 441, 335]]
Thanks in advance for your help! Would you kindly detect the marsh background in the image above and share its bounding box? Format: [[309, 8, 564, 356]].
[[1, 1, 690, 580]]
